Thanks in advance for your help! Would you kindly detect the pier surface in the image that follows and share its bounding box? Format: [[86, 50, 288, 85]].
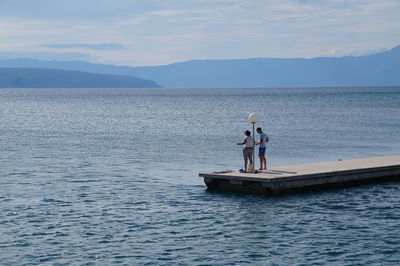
[[199, 155, 400, 194]]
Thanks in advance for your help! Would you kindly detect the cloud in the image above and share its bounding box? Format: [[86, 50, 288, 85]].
[[0, 0, 399, 65], [42, 43, 125, 50], [148, 10, 187, 17], [327, 47, 389, 57], [0, 50, 94, 61]]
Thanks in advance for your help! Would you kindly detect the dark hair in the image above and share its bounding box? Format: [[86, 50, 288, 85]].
[[245, 130, 251, 136], [256, 127, 262, 131]]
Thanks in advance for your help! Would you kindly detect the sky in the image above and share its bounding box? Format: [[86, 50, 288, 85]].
[[0, 0, 399, 66]]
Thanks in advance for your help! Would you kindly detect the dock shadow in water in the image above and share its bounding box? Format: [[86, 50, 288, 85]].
[[204, 178, 400, 198]]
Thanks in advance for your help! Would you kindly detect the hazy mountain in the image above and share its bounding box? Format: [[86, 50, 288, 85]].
[[1, 45, 399, 88], [0, 68, 161, 88]]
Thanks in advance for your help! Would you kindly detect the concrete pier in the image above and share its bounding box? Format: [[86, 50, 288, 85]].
[[199, 155, 400, 194]]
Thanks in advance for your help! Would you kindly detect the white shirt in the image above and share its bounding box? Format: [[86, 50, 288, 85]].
[[244, 136, 254, 148]]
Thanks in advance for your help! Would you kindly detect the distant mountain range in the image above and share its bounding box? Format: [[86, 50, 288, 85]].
[[0, 45, 399, 88], [0, 68, 161, 88]]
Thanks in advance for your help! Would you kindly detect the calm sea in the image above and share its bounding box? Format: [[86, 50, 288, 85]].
[[1, 87, 400, 265]]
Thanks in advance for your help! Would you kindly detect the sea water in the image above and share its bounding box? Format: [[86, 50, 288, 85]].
[[0, 87, 399, 265]]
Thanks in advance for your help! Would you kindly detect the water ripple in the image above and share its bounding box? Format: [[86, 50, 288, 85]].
[[1, 87, 400, 264]]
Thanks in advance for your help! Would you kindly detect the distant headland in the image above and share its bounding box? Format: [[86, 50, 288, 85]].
[[0, 45, 399, 88], [0, 68, 161, 88]]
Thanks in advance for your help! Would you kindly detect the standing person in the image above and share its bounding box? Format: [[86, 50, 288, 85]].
[[236, 130, 254, 172], [256, 127, 269, 170]]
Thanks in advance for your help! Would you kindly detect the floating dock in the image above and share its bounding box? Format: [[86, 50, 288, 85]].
[[199, 155, 400, 194]]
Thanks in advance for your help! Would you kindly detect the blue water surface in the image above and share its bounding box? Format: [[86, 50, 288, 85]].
[[0, 87, 400, 265]]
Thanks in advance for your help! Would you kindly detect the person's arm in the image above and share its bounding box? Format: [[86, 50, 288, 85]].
[[237, 137, 246, 145], [255, 135, 263, 145], [266, 136, 270, 142]]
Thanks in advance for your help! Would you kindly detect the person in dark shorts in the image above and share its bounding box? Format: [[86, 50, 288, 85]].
[[255, 127, 269, 170], [236, 130, 254, 172]]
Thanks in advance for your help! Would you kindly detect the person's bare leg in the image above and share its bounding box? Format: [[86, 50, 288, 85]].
[[264, 157, 267, 170], [260, 156, 265, 170]]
